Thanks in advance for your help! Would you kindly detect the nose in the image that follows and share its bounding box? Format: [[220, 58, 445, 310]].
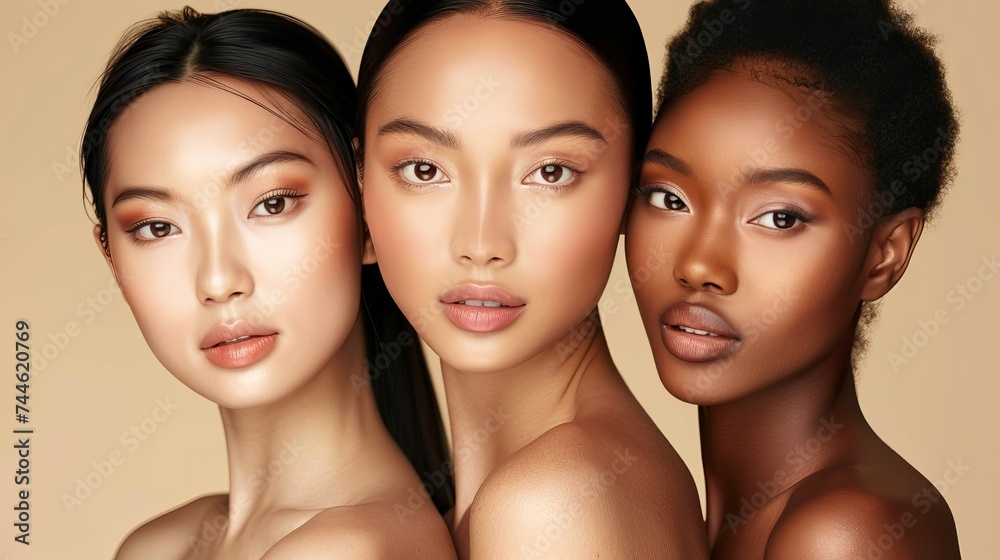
[[451, 177, 516, 267], [672, 225, 738, 295], [195, 220, 254, 304]]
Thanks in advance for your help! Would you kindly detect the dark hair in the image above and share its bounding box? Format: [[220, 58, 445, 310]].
[[80, 7, 453, 513], [657, 0, 959, 221], [356, 0, 652, 165]]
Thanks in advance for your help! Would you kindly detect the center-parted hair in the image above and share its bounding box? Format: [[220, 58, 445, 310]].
[[355, 0, 653, 169], [80, 7, 453, 513]]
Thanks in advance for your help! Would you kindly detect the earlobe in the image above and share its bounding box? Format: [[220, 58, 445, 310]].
[[352, 137, 364, 195], [92, 224, 123, 285], [859, 208, 924, 301]]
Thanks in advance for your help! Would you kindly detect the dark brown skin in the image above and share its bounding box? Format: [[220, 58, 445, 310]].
[[625, 66, 962, 559]]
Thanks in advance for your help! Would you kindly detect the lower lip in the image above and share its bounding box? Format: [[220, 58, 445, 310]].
[[202, 334, 277, 368], [661, 325, 738, 363], [442, 303, 525, 333]]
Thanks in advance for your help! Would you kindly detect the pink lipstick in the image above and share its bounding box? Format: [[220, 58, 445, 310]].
[[440, 284, 526, 333], [200, 322, 278, 369]]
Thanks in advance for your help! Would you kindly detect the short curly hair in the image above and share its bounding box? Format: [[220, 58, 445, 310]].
[[657, 0, 959, 223]]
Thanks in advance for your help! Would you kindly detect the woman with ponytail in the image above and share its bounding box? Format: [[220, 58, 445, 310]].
[[81, 7, 455, 558]]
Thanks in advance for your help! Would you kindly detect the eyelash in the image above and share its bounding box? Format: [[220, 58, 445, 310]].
[[249, 188, 308, 217], [631, 185, 688, 211], [523, 158, 585, 192], [631, 185, 813, 231], [123, 218, 176, 246], [123, 188, 307, 246], [390, 158, 585, 192], [390, 158, 445, 192]]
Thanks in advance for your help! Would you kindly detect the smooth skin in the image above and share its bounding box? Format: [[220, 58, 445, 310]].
[[98, 77, 455, 559], [626, 67, 961, 559], [361, 16, 708, 560]]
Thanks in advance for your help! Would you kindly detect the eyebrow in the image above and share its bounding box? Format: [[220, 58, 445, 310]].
[[110, 150, 315, 208], [643, 149, 831, 195], [378, 118, 461, 150], [740, 167, 831, 195], [643, 149, 693, 176], [510, 121, 607, 149]]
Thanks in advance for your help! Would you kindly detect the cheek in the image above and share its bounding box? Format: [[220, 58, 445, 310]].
[[363, 185, 449, 305], [112, 246, 196, 358], [625, 208, 681, 317]]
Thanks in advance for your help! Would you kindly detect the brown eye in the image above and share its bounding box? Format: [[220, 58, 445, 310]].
[[773, 213, 794, 229], [416, 163, 437, 181], [133, 221, 179, 240], [263, 197, 285, 215], [753, 211, 805, 230], [648, 190, 688, 212], [251, 193, 303, 217], [150, 223, 172, 237], [541, 164, 563, 183], [526, 163, 576, 187], [401, 161, 446, 185]]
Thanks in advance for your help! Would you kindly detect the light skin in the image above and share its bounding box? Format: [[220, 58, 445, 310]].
[[625, 66, 961, 559], [361, 15, 709, 559], [96, 76, 455, 560]]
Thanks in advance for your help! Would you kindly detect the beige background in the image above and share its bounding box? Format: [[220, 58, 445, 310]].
[[0, 0, 995, 557]]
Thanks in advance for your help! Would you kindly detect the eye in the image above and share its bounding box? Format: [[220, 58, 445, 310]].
[[249, 190, 307, 217], [251, 196, 287, 216], [524, 163, 577, 187], [399, 161, 448, 185], [650, 191, 687, 211], [133, 221, 179, 240], [752, 211, 805, 230]]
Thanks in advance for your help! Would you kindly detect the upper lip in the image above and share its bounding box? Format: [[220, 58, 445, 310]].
[[199, 321, 278, 349], [661, 302, 739, 340], [440, 284, 526, 307]]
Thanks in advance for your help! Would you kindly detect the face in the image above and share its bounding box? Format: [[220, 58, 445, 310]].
[[100, 77, 367, 409], [361, 17, 632, 373], [625, 69, 878, 405]]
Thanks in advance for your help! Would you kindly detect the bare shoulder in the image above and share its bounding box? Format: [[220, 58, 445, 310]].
[[470, 420, 708, 558], [114, 493, 227, 559], [264, 498, 456, 560], [766, 464, 961, 560]]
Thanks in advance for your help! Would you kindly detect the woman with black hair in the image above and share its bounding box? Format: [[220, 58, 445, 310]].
[[626, 0, 962, 557], [355, 1, 710, 557], [81, 8, 455, 558]]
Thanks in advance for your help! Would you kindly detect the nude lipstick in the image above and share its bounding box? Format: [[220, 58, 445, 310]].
[[660, 303, 739, 362], [200, 322, 278, 368], [440, 284, 526, 333]]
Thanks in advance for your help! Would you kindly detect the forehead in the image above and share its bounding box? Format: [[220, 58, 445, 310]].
[[367, 15, 622, 133], [106, 76, 325, 186], [652, 69, 869, 192]]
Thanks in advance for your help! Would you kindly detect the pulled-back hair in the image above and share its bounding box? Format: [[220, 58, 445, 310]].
[[81, 7, 453, 513]]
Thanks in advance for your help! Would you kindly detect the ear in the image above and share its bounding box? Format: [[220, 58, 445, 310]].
[[92, 225, 122, 284], [859, 207, 924, 301], [352, 137, 364, 193]]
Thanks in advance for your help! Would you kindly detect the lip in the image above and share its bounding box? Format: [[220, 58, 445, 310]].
[[660, 302, 740, 363], [200, 321, 279, 369], [440, 284, 527, 333]]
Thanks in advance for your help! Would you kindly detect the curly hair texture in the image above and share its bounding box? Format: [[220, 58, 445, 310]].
[[658, 0, 959, 226]]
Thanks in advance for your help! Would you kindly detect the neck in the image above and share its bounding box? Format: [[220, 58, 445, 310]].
[[443, 310, 621, 516], [215, 314, 393, 532], [700, 335, 872, 541]]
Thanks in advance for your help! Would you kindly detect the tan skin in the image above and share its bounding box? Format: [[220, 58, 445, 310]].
[[626, 66, 961, 559], [361, 15, 709, 560], [96, 77, 455, 559]]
